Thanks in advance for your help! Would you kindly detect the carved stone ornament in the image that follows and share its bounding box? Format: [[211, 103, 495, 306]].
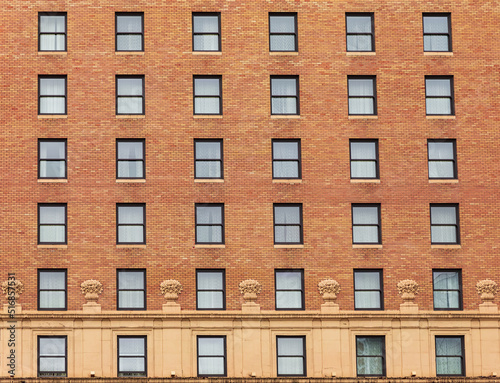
[[160, 280, 182, 302], [476, 279, 498, 303], [239, 279, 262, 303], [80, 280, 103, 303], [1, 279, 24, 301], [397, 279, 419, 303], [318, 279, 341, 303]]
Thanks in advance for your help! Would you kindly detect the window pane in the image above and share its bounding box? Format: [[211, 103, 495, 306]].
[[353, 207, 378, 224], [436, 337, 462, 355], [40, 79, 65, 95], [118, 291, 144, 308], [270, 35, 295, 51], [118, 98, 143, 114], [434, 271, 459, 289], [278, 357, 303, 375], [196, 226, 222, 243], [199, 337, 224, 355], [196, 142, 221, 159], [194, 35, 219, 51], [349, 98, 374, 115], [117, 35, 142, 51], [118, 142, 143, 159], [424, 35, 449, 51], [436, 357, 462, 375], [40, 161, 65, 178], [118, 162, 143, 178], [351, 142, 376, 159], [355, 272, 380, 289], [434, 291, 460, 309], [40, 358, 65, 372], [270, 16, 295, 33], [117, 16, 142, 33], [118, 79, 143, 96], [276, 272, 301, 289], [40, 291, 65, 308], [40, 272, 65, 289], [351, 161, 376, 178], [429, 162, 454, 178], [118, 207, 144, 224], [347, 35, 372, 51], [40, 206, 65, 223], [119, 357, 145, 372], [199, 357, 224, 375], [355, 291, 381, 309], [353, 226, 378, 243], [118, 226, 144, 243], [275, 206, 300, 224], [347, 16, 372, 33], [426, 80, 451, 96], [40, 98, 65, 114], [274, 142, 298, 159], [277, 337, 303, 355], [40, 142, 65, 159], [431, 226, 457, 243], [118, 272, 144, 289], [119, 338, 145, 355], [275, 226, 301, 243], [357, 357, 383, 375], [273, 162, 299, 178], [40, 35, 65, 51], [349, 79, 374, 96], [197, 206, 222, 224], [198, 272, 223, 289], [195, 78, 220, 95], [195, 98, 220, 114], [276, 291, 302, 309], [272, 79, 297, 96], [428, 142, 453, 159], [193, 16, 219, 33], [40, 338, 66, 355], [196, 162, 221, 178], [272, 98, 297, 114], [423, 17, 448, 33], [40, 16, 65, 32], [431, 207, 456, 224], [426, 98, 451, 115], [357, 337, 383, 356], [40, 226, 65, 243], [197, 291, 223, 309]]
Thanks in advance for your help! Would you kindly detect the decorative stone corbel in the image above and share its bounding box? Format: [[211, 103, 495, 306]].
[[239, 279, 262, 313], [160, 280, 182, 313], [2, 279, 23, 314], [81, 280, 103, 313], [318, 279, 340, 313], [476, 279, 498, 313], [397, 279, 419, 313]]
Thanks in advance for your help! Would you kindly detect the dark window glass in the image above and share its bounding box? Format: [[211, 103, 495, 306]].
[[117, 140, 145, 179], [428, 140, 457, 179], [39, 76, 67, 115], [356, 336, 385, 376], [196, 270, 225, 310], [275, 270, 304, 310], [193, 13, 220, 51], [426, 76, 454, 115], [117, 269, 146, 310], [269, 13, 297, 52], [195, 204, 224, 244], [271, 76, 299, 115], [276, 336, 306, 376], [430, 204, 459, 244], [346, 13, 374, 52], [197, 336, 226, 376], [433, 270, 462, 310], [38, 204, 67, 244], [274, 204, 303, 244], [39, 139, 67, 179], [435, 336, 465, 376], [116, 13, 143, 51], [194, 76, 222, 115], [38, 270, 67, 310], [423, 14, 451, 52], [348, 76, 376, 115], [38, 336, 67, 377], [39, 13, 66, 51], [118, 336, 147, 377], [116, 76, 144, 115], [117, 204, 145, 244], [195, 140, 223, 179], [354, 270, 383, 310], [352, 204, 381, 244], [350, 140, 378, 179]]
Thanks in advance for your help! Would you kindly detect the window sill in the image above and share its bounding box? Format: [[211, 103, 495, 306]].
[[38, 51, 67, 56], [194, 244, 225, 248], [193, 115, 223, 119], [116, 245, 147, 248], [192, 51, 222, 55], [38, 115, 67, 119], [116, 179, 146, 183], [351, 179, 380, 183], [273, 179, 302, 184], [346, 52, 376, 56], [115, 51, 144, 55], [352, 244, 382, 249], [270, 51, 299, 56], [431, 244, 461, 249], [195, 179, 224, 183], [424, 52, 453, 56], [274, 244, 304, 249], [429, 179, 459, 183], [348, 115, 378, 119], [38, 245, 67, 249], [116, 115, 145, 119], [271, 115, 300, 119], [426, 115, 455, 119], [38, 179, 68, 183]]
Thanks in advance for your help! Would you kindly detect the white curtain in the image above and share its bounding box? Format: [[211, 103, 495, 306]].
[[349, 79, 374, 114], [194, 78, 220, 113], [275, 206, 300, 243], [273, 142, 298, 178], [433, 272, 459, 308], [426, 79, 451, 114], [198, 338, 224, 375], [270, 16, 295, 51], [117, 16, 142, 51], [428, 142, 454, 178], [40, 16, 65, 51], [117, 78, 143, 114], [346, 16, 372, 51], [193, 14, 219, 51], [39, 272, 65, 308], [40, 78, 65, 114], [40, 206, 65, 243], [436, 338, 462, 375], [354, 272, 381, 309], [197, 272, 223, 309], [277, 338, 304, 375], [431, 206, 456, 243], [357, 337, 383, 375], [272, 78, 297, 114], [276, 272, 302, 309], [119, 338, 145, 372], [40, 141, 65, 178], [118, 272, 144, 308], [39, 338, 66, 372], [351, 142, 376, 178], [352, 207, 378, 243], [118, 142, 143, 178], [195, 142, 221, 177]]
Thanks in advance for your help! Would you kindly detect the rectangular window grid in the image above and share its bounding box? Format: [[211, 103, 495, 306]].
[[194, 139, 223, 179], [117, 139, 145, 179], [346, 13, 374, 52], [269, 13, 297, 52], [430, 204, 459, 244], [38, 336, 67, 377], [354, 270, 383, 310], [356, 336, 385, 377], [116, 13, 144, 52], [433, 270, 462, 310], [38, 139, 67, 179], [38, 204, 67, 244], [193, 76, 222, 115], [39, 13, 66, 51], [197, 336, 227, 377], [117, 204, 145, 244], [423, 13, 451, 52], [350, 139, 379, 179], [195, 204, 224, 244], [117, 269, 146, 310], [435, 336, 465, 376], [39, 75, 67, 115], [38, 269, 67, 310], [118, 336, 147, 377], [352, 204, 381, 244], [272, 139, 301, 179], [428, 140, 457, 179], [271, 76, 299, 115], [426, 76, 454, 115], [196, 269, 226, 310], [193, 13, 221, 52], [275, 270, 304, 310], [276, 336, 306, 376], [116, 76, 144, 115], [348, 76, 376, 115], [274, 204, 303, 244]]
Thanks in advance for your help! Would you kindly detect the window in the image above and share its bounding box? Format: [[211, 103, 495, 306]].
[[354, 270, 383, 310], [116, 76, 144, 115], [269, 13, 297, 52], [193, 76, 222, 115], [117, 140, 145, 179], [39, 13, 66, 51], [272, 140, 301, 179], [39, 76, 66, 115], [194, 140, 223, 179], [117, 204, 145, 244], [192, 13, 221, 51], [430, 204, 459, 244], [350, 140, 379, 179], [428, 140, 457, 179], [274, 204, 303, 244], [195, 204, 224, 244], [196, 270, 225, 310], [275, 270, 304, 310], [423, 14, 451, 52], [276, 336, 306, 376], [346, 13, 374, 52], [197, 336, 226, 377], [117, 269, 146, 310], [425, 76, 454, 115], [118, 336, 147, 377], [38, 270, 67, 310], [433, 270, 462, 310], [356, 336, 385, 376], [348, 76, 376, 115], [435, 336, 465, 376], [38, 139, 67, 179], [352, 204, 381, 244], [271, 76, 299, 115], [38, 336, 67, 377], [116, 13, 144, 52], [38, 204, 67, 244]]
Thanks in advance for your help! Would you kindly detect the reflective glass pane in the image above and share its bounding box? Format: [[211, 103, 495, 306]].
[[429, 161, 454, 178], [272, 98, 297, 114], [436, 357, 462, 375], [273, 142, 298, 159], [436, 337, 462, 355], [118, 206, 144, 224], [278, 357, 303, 375], [357, 357, 383, 375], [428, 142, 453, 160], [193, 16, 219, 33], [198, 357, 224, 375], [40, 338, 66, 355], [434, 291, 460, 309], [117, 16, 142, 33], [434, 271, 459, 289], [355, 272, 380, 289], [357, 337, 383, 356], [40, 142, 65, 159], [40, 358, 65, 372], [197, 206, 222, 224], [270, 16, 295, 33], [40, 34, 65, 51], [275, 206, 300, 224], [40, 226, 65, 243], [270, 35, 295, 51], [426, 98, 451, 115], [278, 337, 303, 355], [351, 142, 376, 160]]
